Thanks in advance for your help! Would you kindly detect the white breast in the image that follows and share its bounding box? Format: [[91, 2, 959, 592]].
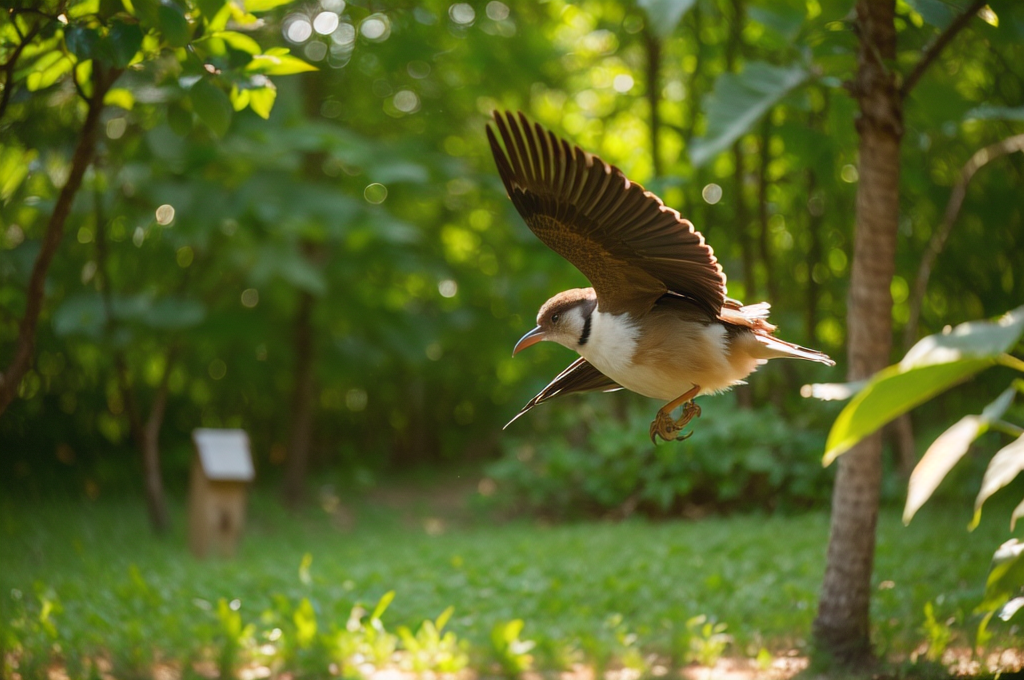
[[577, 309, 763, 402]]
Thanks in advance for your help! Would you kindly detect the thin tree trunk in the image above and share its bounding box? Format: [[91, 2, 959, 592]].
[[813, 0, 901, 664], [282, 290, 316, 509], [0, 67, 119, 416], [141, 351, 175, 533]]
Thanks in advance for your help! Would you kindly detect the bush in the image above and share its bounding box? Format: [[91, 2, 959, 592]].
[[485, 392, 834, 519]]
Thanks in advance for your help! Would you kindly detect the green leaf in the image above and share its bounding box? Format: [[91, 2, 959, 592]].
[[824, 306, 1024, 464], [26, 54, 75, 92], [434, 605, 454, 632], [213, 30, 261, 55], [52, 294, 106, 338], [0, 146, 37, 199], [190, 79, 233, 136], [965, 105, 1024, 122], [371, 590, 395, 622], [167, 103, 193, 136], [140, 298, 205, 329], [973, 431, 1024, 528], [244, 0, 296, 12], [195, 0, 227, 20], [636, 0, 696, 39], [64, 25, 102, 61], [904, 0, 970, 29], [245, 53, 317, 75], [293, 598, 317, 647], [104, 19, 143, 67], [748, 3, 805, 40], [976, 539, 1024, 618], [229, 86, 250, 111], [130, 0, 160, 27], [248, 85, 276, 119], [903, 387, 1016, 524], [104, 87, 135, 110], [689, 62, 809, 167], [158, 4, 191, 47]]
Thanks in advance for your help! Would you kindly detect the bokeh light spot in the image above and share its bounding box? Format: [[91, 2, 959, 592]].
[[241, 288, 259, 308], [702, 183, 723, 205], [438, 279, 458, 298], [449, 3, 475, 25], [393, 90, 419, 113], [485, 1, 509, 20], [284, 15, 313, 43], [364, 183, 388, 203], [313, 11, 339, 34], [360, 14, 391, 41], [155, 204, 175, 225], [612, 74, 634, 93]]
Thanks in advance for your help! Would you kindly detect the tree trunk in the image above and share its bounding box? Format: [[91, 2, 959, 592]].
[[813, 0, 902, 665], [142, 352, 175, 533], [0, 68, 118, 416], [282, 291, 316, 509], [643, 29, 662, 178]]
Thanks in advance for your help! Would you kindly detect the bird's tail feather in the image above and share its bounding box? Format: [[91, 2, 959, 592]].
[[755, 335, 835, 366]]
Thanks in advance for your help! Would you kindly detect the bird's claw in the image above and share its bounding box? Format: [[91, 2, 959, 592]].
[[649, 400, 701, 443]]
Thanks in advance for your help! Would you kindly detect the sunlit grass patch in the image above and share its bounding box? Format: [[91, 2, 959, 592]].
[[0, 489, 1019, 677]]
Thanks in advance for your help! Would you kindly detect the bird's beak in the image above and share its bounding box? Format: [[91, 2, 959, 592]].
[[513, 326, 546, 356]]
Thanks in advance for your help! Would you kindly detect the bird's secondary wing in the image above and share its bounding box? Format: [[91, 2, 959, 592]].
[[504, 357, 621, 429], [487, 110, 726, 318]]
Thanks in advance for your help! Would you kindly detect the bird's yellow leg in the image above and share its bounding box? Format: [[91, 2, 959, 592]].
[[649, 384, 702, 443]]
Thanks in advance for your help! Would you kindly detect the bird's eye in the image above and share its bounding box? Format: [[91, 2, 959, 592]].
[[551, 313, 560, 323]]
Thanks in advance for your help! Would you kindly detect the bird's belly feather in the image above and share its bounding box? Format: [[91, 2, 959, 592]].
[[580, 311, 763, 402]]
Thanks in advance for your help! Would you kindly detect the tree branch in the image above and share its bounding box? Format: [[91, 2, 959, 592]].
[[903, 133, 1024, 348], [900, 0, 987, 99], [0, 65, 121, 417]]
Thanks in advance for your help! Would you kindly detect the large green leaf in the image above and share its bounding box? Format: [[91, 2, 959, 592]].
[[823, 306, 1024, 464], [688, 62, 809, 167], [903, 386, 1017, 524], [637, 0, 696, 39]]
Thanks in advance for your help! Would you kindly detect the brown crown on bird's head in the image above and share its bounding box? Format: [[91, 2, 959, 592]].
[[536, 288, 596, 327]]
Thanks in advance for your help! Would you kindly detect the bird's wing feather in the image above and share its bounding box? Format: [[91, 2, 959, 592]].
[[488, 110, 726, 317], [504, 357, 622, 429]]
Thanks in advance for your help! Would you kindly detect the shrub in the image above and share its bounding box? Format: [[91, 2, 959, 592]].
[[485, 392, 834, 519]]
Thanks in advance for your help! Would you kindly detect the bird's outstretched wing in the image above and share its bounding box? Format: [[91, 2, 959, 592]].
[[504, 357, 621, 429], [487, 110, 726, 318]]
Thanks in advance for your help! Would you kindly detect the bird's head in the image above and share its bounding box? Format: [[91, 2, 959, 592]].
[[513, 288, 597, 355]]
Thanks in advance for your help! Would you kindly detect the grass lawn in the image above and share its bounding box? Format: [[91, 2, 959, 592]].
[[1, 480, 1020, 678]]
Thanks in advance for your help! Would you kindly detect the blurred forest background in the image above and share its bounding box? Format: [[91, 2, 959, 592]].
[[2, 0, 1023, 522], [4, 0, 1024, 675]]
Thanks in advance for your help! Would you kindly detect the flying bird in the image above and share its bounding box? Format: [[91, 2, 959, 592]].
[[487, 110, 835, 442]]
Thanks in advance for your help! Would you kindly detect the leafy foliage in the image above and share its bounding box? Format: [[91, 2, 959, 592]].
[[486, 393, 834, 519]]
